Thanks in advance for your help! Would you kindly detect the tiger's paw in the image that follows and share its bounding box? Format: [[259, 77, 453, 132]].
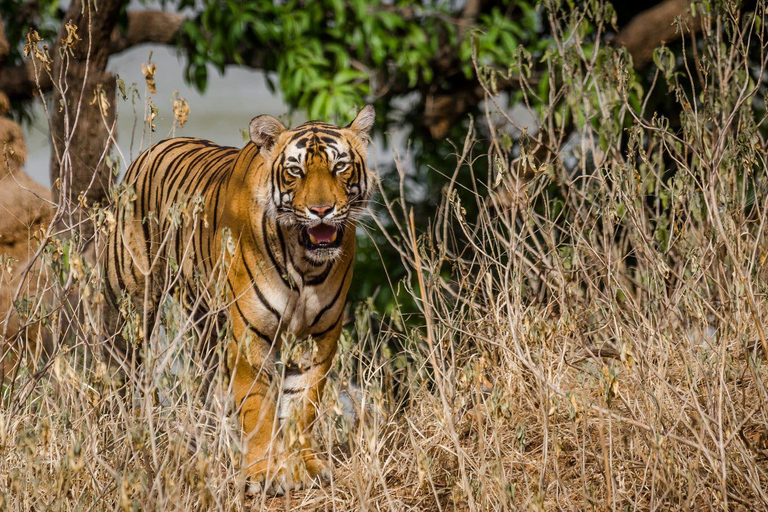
[[244, 453, 330, 496], [301, 450, 331, 484], [245, 471, 296, 496]]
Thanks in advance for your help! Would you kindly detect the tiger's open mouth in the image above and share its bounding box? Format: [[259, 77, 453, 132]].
[[299, 223, 344, 250]]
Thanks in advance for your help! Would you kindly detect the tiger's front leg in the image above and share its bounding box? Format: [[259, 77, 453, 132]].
[[226, 309, 286, 494], [230, 346, 285, 493], [278, 325, 341, 483], [229, 316, 340, 495]]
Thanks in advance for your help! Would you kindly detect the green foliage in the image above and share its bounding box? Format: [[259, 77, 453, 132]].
[[177, 0, 544, 122], [460, 3, 545, 79]]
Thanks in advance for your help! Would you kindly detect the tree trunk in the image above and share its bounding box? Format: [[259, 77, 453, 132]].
[[49, 0, 125, 239]]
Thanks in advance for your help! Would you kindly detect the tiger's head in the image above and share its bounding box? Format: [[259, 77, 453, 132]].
[[249, 106, 375, 263]]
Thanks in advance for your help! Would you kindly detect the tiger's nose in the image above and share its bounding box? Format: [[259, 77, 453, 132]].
[[308, 204, 335, 218]]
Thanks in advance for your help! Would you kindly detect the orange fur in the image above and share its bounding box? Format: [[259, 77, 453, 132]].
[[105, 108, 375, 492]]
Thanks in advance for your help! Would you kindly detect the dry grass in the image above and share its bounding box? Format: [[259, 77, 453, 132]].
[[2, 1, 768, 510]]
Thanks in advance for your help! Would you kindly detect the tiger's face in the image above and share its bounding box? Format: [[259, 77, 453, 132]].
[[250, 106, 375, 263]]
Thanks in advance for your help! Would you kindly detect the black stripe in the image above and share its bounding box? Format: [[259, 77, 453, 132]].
[[260, 211, 291, 288], [352, 146, 367, 194], [311, 312, 343, 339], [211, 180, 224, 236], [202, 152, 237, 252], [160, 144, 205, 198], [232, 299, 273, 345], [309, 257, 353, 328], [276, 223, 289, 272], [191, 155, 236, 267], [138, 148, 173, 270], [152, 139, 202, 208], [288, 127, 342, 141], [125, 145, 153, 182], [162, 145, 218, 217], [238, 253, 281, 321], [283, 336, 339, 378], [237, 143, 259, 186], [306, 262, 332, 286]]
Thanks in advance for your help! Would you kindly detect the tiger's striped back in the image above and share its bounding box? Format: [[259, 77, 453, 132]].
[[105, 138, 240, 306]]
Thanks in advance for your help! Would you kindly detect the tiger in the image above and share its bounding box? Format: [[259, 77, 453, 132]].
[[103, 106, 375, 494]]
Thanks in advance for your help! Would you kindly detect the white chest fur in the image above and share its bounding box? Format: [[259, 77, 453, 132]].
[[254, 280, 330, 343]]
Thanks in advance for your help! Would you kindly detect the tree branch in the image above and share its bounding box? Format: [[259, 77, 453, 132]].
[[613, 0, 701, 69], [0, 10, 184, 102], [109, 10, 185, 54], [0, 62, 51, 101]]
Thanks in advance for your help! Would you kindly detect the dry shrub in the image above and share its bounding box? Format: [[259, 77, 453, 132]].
[[369, 1, 768, 509], [1, 1, 768, 511]]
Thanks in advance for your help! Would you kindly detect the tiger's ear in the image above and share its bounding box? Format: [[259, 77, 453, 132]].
[[249, 115, 286, 150], [347, 105, 375, 139]]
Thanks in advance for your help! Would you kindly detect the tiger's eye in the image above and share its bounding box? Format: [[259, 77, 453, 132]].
[[287, 165, 304, 177], [333, 162, 349, 174]]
